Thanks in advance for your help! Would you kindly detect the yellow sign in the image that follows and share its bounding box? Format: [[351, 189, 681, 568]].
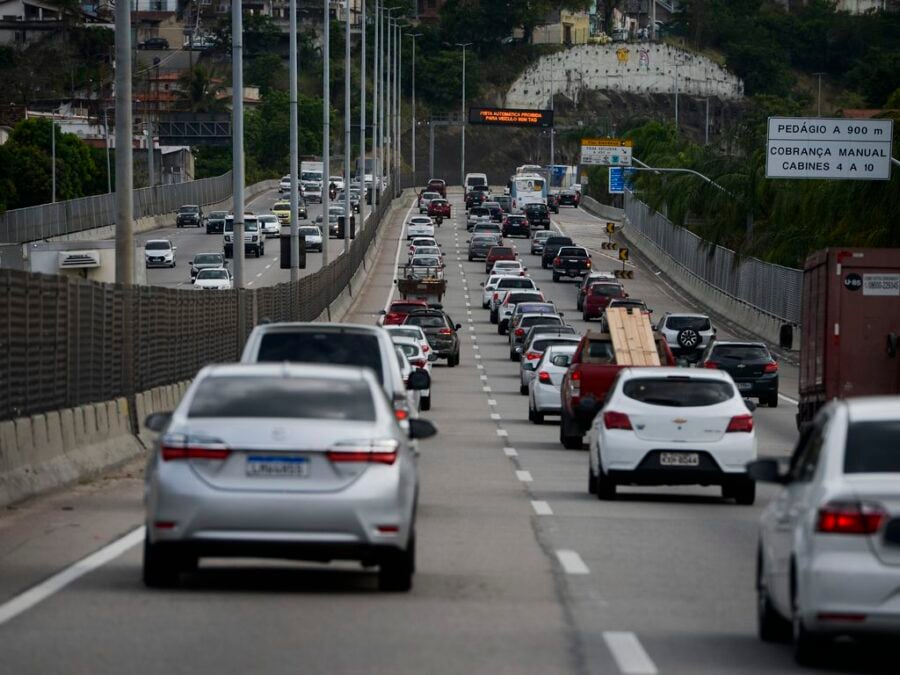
[[606, 222, 615, 234], [581, 138, 634, 147], [618, 247, 630, 262]]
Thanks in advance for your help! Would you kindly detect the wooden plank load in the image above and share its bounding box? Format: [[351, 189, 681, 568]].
[[604, 307, 661, 366]]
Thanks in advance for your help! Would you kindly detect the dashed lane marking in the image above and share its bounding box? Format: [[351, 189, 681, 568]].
[[603, 632, 658, 675], [490, 413, 501, 420], [556, 550, 590, 575], [516, 470, 533, 482], [531, 500, 553, 516], [487, 399, 496, 405], [496, 429, 507, 437], [503, 447, 517, 457]]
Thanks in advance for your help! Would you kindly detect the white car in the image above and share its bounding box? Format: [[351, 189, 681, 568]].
[[258, 213, 280, 238], [489, 276, 540, 313], [385, 325, 432, 360], [408, 237, 439, 255], [394, 346, 422, 414], [405, 255, 444, 280], [587, 368, 757, 503], [145, 239, 176, 268], [489, 260, 527, 276], [406, 216, 435, 240], [481, 274, 508, 308], [408, 245, 442, 261], [279, 175, 291, 193], [298, 225, 323, 252], [750, 396, 900, 666], [392, 336, 434, 411], [328, 175, 345, 191], [519, 333, 581, 394], [193, 267, 232, 290], [418, 191, 440, 213], [656, 313, 716, 359], [528, 344, 578, 423]]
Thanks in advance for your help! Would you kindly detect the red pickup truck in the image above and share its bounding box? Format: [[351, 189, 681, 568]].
[[428, 198, 452, 220], [558, 330, 676, 449]]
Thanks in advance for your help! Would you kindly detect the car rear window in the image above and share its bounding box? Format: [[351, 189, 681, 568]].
[[546, 237, 572, 245], [666, 316, 712, 331], [499, 279, 535, 289], [470, 208, 489, 216], [194, 254, 222, 264], [522, 316, 562, 327], [623, 378, 734, 407], [389, 328, 422, 340], [844, 421, 900, 473], [533, 338, 577, 352], [490, 247, 514, 255], [255, 332, 383, 384], [396, 343, 421, 359], [507, 292, 542, 304], [592, 284, 623, 297], [558, 248, 588, 257], [390, 303, 426, 314], [405, 314, 447, 329], [711, 345, 770, 361], [550, 352, 573, 367], [188, 376, 375, 421]]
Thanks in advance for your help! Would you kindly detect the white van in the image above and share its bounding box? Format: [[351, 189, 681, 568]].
[[464, 172, 488, 192]]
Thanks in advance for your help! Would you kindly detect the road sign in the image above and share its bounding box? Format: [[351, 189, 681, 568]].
[[765, 117, 893, 181], [468, 107, 554, 128], [608, 167, 637, 193], [606, 222, 615, 234], [618, 247, 629, 261], [581, 138, 633, 166]]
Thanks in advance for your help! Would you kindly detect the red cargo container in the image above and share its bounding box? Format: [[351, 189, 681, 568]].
[[798, 248, 900, 428]]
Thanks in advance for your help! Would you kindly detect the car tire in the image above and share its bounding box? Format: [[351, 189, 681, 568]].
[[582, 311, 590, 322], [497, 323, 505, 335], [725, 478, 756, 505], [509, 350, 518, 362], [560, 414, 583, 450], [490, 310, 498, 324], [519, 383, 528, 395], [530, 406, 544, 425], [757, 550, 791, 643], [587, 467, 598, 494], [541, 260, 548, 269], [576, 298, 583, 312], [596, 467, 616, 500], [765, 394, 779, 408], [420, 395, 431, 411], [552, 272, 560, 282], [378, 534, 415, 593], [468, 255, 473, 261], [482, 300, 489, 309], [792, 605, 825, 666], [142, 535, 180, 588]]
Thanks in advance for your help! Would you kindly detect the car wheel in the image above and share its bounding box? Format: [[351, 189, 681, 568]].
[[725, 478, 756, 505], [519, 382, 528, 396], [560, 415, 583, 450], [482, 300, 489, 309], [541, 261, 548, 269], [490, 310, 498, 325], [378, 533, 415, 592], [420, 395, 431, 411], [792, 587, 826, 667], [596, 466, 616, 500], [532, 408, 544, 425], [552, 272, 560, 282], [757, 550, 791, 643], [497, 323, 505, 335], [509, 350, 518, 362], [765, 394, 779, 408], [142, 534, 180, 588], [468, 255, 473, 261], [582, 311, 590, 322], [587, 466, 598, 494], [576, 299, 583, 312]]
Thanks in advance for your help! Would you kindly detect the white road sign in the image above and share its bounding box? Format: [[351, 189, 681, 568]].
[[766, 117, 893, 180], [580, 138, 633, 166]]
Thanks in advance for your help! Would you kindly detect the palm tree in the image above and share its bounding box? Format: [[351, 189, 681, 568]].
[[176, 67, 228, 113]]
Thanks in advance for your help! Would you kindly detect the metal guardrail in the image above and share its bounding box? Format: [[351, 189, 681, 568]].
[[0, 188, 395, 421], [624, 190, 802, 325], [0, 172, 234, 244]]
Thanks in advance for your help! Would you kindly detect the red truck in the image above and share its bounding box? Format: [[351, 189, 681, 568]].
[[559, 328, 675, 449], [427, 198, 452, 221], [797, 248, 900, 428]]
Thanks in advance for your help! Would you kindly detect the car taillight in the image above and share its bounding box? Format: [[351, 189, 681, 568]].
[[413, 358, 428, 368], [569, 370, 581, 395], [161, 436, 230, 461], [394, 408, 409, 421], [525, 351, 541, 360], [538, 371, 551, 383], [725, 414, 754, 433], [816, 501, 886, 535], [764, 361, 778, 373], [421, 344, 430, 352], [493, 292, 499, 300], [553, 257, 561, 265], [603, 411, 633, 430], [703, 361, 719, 369], [585, 260, 592, 268], [327, 440, 399, 465], [438, 328, 453, 335], [515, 328, 525, 336]]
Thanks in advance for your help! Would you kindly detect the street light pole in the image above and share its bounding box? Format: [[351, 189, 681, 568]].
[[322, 0, 331, 264], [114, 0, 133, 285], [385, 15, 392, 188], [359, 0, 366, 223], [406, 32, 421, 186], [231, 0, 246, 290], [456, 42, 471, 187], [51, 115, 56, 203], [395, 21, 401, 192], [343, 0, 351, 254], [814, 72, 825, 117], [288, 0, 299, 280], [103, 106, 111, 193], [372, 1, 380, 209]]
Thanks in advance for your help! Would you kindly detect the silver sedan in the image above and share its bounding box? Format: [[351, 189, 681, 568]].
[[142, 363, 437, 591]]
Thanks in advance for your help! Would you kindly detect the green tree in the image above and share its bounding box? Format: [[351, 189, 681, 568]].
[[245, 53, 288, 95], [176, 66, 228, 113]]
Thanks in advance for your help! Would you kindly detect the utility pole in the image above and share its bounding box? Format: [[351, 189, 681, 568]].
[[705, 97, 710, 145], [814, 72, 825, 117], [395, 21, 401, 193], [456, 42, 471, 187], [288, 0, 299, 280], [385, 15, 392, 189], [406, 32, 421, 186], [322, 0, 331, 264], [674, 60, 680, 134], [373, 1, 380, 210], [549, 56, 554, 165], [51, 115, 56, 203], [114, 0, 133, 285], [146, 120, 154, 187], [103, 106, 111, 193], [231, 0, 245, 289], [343, 0, 351, 253], [359, 0, 366, 223]]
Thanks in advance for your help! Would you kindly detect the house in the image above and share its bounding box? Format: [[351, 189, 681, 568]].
[[0, 0, 62, 46], [531, 9, 591, 45]]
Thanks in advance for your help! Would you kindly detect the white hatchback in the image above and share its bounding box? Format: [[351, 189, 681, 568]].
[[750, 396, 900, 666], [587, 368, 757, 503], [489, 260, 527, 276], [406, 216, 434, 239], [528, 344, 578, 423], [193, 267, 232, 290], [258, 213, 280, 238]]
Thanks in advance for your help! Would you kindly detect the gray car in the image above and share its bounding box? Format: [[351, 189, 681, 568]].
[[467, 233, 501, 261], [142, 363, 437, 591], [190, 252, 227, 280]]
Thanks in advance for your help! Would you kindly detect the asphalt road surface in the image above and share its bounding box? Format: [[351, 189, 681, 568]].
[[0, 189, 890, 674]]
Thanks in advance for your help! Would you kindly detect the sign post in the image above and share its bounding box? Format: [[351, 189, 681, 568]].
[[581, 138, 633, 166], [765, 117, 893, 181], [614, 247, 632, 279], [602, 221, 618, 250]]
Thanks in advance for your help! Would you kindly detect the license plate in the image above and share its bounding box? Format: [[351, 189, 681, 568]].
[[567, 270, 578, 276], [246, 455, 309, 477], [660, 452, 700, 467], [737, 382, 752, 391]]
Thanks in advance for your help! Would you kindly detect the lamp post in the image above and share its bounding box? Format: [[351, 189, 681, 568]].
[[455, 42, 472, 187], [372, 1, 380, 210], [406, 32, 422, 185], [358, 0, 367, 223], [288, 0, 299, 280], [322, 0, 331, 264], [343, 0, 352, 253], [114, 0, 133, 285], [231, 0, 246, 290], [814, 72, 825, 117], [50, 114, 55, 203], [395, 21, 401, 193]]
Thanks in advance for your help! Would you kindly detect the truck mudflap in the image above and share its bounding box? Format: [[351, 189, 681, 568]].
[[560, 409, 586, 450], [574, 395, 602, 427]]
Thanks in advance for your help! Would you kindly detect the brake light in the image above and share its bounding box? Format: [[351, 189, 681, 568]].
[[703, 361, 719, 369], [603, 411, 633, 430], [327, 440, 400, 465], [585, 260, 592, 268], [525, 351, 541, 360], [395, 408, 409, 421], [515, 328, 525, 336], [764, 361, 778, 373], [161, 440, 230, 461], [538, 371, 551, 383], [816, 501, 886, 535], [413, 358, 428, 368], [439, 328, 453, 335], [493, 292, 499, 300], [726, 414, 754, 433], [421, 344, 430, 352], [569, 370, 581, 396], [553, 257, 561, 265]]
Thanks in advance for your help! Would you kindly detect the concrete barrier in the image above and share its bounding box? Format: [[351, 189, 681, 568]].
[[580, 195, 624, 222]]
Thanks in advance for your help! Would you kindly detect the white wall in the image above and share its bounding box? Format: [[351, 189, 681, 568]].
[[504, 43, 743, 109]]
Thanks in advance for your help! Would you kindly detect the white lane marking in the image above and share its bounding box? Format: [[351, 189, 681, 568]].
[[247, 281, 255, 286], [256, 272, 263, 278], [778, 393, 799, 405], [472, 345, 479, 350], [487, 399, 496, 405], [480, 375, 488, 381], [516, 470, 533, 482], [383, 198, 419, 315], [503, 447, 518, 457], [490, 413, 501, 420], [466, 310, 472, 315], [496, 429, 508, 437], [265, 264, 272, 269], [556, 549, 590, 575], [0, 526, 145, 626], [482, 385, 491, 392], [476, 364, 484, 370], [474, 354, 482, 360], [464, 294, 470, 299], [603, 632, 658, 675], [531, 500, 553, 516], [469, 326, 475, 332]]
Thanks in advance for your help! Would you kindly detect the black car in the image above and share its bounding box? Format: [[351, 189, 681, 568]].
[[176, 204, 202, 228], [404, 309, 462, 367], [524, 203, 551, 230], [140, 37, 169, 50], [465, 189, 488, 209], [558, 189, 579, 207], [483, 201, 504, 222], [551, 246, 592, 282], [205, 210, 228, 234], [541, 235, 574, 269], [697, 341, 780, 407], [546, 193, 560, 213], [502, 214, 531, 238]]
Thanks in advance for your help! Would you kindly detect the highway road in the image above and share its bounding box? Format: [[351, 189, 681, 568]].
[[0, 189, 890, 674]]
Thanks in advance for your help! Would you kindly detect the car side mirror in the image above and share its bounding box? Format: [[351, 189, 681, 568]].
[[743, 398, 757, 412], [408, 418, 438, 440], [378, 309, 386, 315], [480, 282, 485, 287], [454, 323, 462, 331], [514, 346, 523, 354], [407, 369, 430, 391], [144, 411, 172, 432], [746, 459, 787, 484]]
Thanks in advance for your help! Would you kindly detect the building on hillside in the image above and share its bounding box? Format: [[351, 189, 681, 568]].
[[775, 0, 887, 12], [417, 0, 446, 22], [0, 0, 61, 45], [531, 10, 591, 45]]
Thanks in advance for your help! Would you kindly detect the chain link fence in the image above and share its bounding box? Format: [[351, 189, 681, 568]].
[[0, 188, 395, 421], [0, 172, 234, 244], [624, 191, 802, 325]]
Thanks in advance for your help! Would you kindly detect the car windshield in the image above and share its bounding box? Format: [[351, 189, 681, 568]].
[[193, 254, 222, 264], [259, 215, 277, 223], [547, 237, 572, 246], [146, 241, 170, 250], [844, 420, 900, 473], [666, 316, 712, 331], [414, 247, 440, 256], [390, 328, 423, 340], [197, 269, 228, 280], [623, 378, 734, 407], [405, 314, 447, 329], [209, 211, 227, 219], [179, 206, 198, 213], [299, 227, 320, 236], [397, 343, 421, 358], [412, 257, 440, 267], [534, 231, 553, 240], [188, 376, 375, 421], [422, 192, 439, 199], [711, 345, 770, 361], [254, 332, 383, 384]]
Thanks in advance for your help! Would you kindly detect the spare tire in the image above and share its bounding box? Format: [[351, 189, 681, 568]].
[[677, 328, 701, 351]]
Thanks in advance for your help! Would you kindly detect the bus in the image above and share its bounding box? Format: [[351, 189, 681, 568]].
[[510, 173, 548, 212]]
